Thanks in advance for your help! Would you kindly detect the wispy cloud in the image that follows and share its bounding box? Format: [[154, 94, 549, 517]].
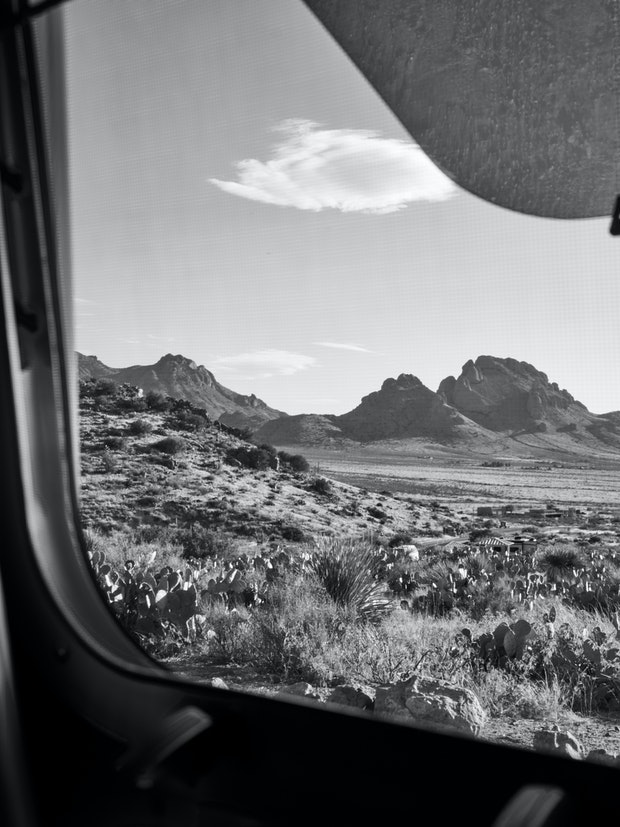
[[213, 349, 316, 377], [147, 334, 176, 342], [314, 341, 372, 353], [209, 119, 455, 214]]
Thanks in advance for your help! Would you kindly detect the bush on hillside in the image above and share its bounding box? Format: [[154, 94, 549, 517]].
[[171, 410, 209, 431], [93, 378, 117, 397], [116, 396, 147, 412], [145, 390, 172, 411], [225, 446, 277, 471], [388, 533, 413, 548], [280, 524, 307, 542], [103, 435, 127, 450], [277, 451, 310, 473], [308, 477, 332, 497], [128, 418, 152, 436], [149, 436, 187, 455]]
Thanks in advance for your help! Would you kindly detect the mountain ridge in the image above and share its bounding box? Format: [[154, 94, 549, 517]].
[[78, 351, 620, 459], [77, 352, 286, 430], [256, 355, 620, 460]]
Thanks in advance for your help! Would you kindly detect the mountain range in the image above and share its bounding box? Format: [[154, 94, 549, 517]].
[[78, 352, 620, 458], [78, 352, 285, 430]]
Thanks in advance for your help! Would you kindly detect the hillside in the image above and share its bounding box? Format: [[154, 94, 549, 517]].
[[78, 352, 286, 430], [78, 384, 460, 545]]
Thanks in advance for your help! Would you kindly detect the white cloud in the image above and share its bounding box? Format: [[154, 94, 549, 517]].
[[214, 349, 316, 377], [314, 341, 371, 353], [74, 297, 96, 305], [209, 119, 455, 214]]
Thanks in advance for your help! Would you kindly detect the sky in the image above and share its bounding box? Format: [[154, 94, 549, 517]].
[[64, 0, 620, 416]]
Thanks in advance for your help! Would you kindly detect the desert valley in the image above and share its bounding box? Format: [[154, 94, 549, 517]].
[[78, 351, 620, 761]]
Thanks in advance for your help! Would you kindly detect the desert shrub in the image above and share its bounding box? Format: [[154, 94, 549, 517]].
[[278, 451, 310, 473], [202, 605, 253, 663], [465, 573, 520, 620], [256, 443, 277, 457], [145, 390, 172, 411], [225, 446, 276, 471], [308, 477, 332, 496], [116, 396, 147, 412], [170, 410, 209, 431], [128, 418, 152, 436], [101, 449, 118, 472], [150, 436, 187, 455], [103, 435, 126, 450], [174, 524, 233, 558], [310, 538, 392, 621], [388, 533, 413, 548], [318, 621, 419, 685], [219, 423, 253, 440], [537, 545, 584, 582], [460, 551, 491, 579], [248, 572, 342, 682], [367, 506, 386, 520], [280, 524, 307, 542], [93, 378, 117, 397]]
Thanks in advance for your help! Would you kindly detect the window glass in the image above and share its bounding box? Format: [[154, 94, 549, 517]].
[[41, 0, 620, 760]]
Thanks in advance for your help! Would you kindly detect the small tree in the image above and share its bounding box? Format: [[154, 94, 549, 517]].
[[145, 390, 172, 411], [278, 451, 309, 473]]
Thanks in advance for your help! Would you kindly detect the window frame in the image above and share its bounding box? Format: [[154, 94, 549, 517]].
[[1, 2, 619, 825]]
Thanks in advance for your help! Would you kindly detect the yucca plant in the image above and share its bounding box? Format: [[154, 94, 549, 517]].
[[310, 538, 393, 622], [537, 545, 584, 584]]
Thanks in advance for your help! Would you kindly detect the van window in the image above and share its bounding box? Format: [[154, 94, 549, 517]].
[[39, 0, 620, 759]]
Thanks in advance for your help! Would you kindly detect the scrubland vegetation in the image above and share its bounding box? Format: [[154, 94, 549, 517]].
[[88, 524, 620, 721], [79, 378, 620, 751]]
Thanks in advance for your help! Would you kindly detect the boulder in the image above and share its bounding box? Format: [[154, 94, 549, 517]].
[[586, 748, 620, 765], [394, 544, 419, 561], [327, 685, 373, 711], [375, 676, 486, 736], [207, 677, 229, 691], [532, 728, 584, 759]]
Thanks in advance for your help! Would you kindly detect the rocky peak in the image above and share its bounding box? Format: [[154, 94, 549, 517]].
[[438, 355, 591, 433], [77, 351, 284, 428], [381, 374, 426, 392]]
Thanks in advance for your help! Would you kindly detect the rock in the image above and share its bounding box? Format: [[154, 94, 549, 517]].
[[532, 728, 584, 759], [393, 544, 419, 561], [207, 677, 229, 690], [327, 685, 373, 711], [374, 676, 486, 736], [276, 682, 320, 700], [586, 748, 619, 765]]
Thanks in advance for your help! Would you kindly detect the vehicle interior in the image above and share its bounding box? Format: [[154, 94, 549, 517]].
[[1, 1, 620, 825]]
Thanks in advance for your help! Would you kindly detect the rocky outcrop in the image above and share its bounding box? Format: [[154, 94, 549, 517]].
[[333, 373, 483, 443], [77, 353, 115, 380], [77, 352, 286, 429], [374, 676, 486, 736], [437, 355, 602, 436], [327, 685, 373, 711]]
